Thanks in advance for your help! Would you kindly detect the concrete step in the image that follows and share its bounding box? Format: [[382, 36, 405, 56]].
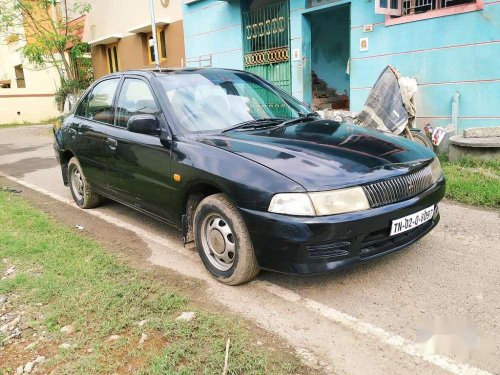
[[314, 89, 337, 98], [449, 134, 500, 162], [313, 97, 335, 105], [463, 126, 500, 138], [313, 82, 327, 90], [316, 102, 333, 110]]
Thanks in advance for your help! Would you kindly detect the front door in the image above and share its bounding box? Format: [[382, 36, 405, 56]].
[[242, 1, 292, 105], [105, 77, 176, 223]]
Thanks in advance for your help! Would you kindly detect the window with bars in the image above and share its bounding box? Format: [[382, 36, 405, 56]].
[[106, 43, 119, 73], [402, 0, 476, 15], [375, 0, 477, 16]]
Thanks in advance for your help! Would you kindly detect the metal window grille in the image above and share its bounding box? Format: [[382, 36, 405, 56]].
[[403, 0, 475, 15], [182, 55, 212, 68]]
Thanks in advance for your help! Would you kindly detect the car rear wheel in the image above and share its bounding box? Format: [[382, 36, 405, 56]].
[[68, 157, 102, 209], [193, 193, 260, 285]]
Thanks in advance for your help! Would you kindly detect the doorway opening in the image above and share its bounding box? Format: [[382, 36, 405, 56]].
[[309, 4, 350, 110]]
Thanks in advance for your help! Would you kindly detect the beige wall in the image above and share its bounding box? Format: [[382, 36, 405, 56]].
[[0, 96, 61, 123], [83, 0, 183, 42], [84, 0, 185, 79], [0, 27, 61, 124]]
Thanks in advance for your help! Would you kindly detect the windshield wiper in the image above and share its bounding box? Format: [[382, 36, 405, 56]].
[[272, 112, 320, 130], [221, 112, 319, 134], [221, 118, 285, 133]]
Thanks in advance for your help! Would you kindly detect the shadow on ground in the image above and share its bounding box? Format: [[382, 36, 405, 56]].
[[0, 156, 57, 177]]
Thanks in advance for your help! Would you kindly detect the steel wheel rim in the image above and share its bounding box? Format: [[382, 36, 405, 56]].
[[70, 167, 84, 201], [200, 214, 235, 271]]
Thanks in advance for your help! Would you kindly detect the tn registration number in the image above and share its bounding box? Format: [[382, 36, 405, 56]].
[[390, 206, 435, 236]]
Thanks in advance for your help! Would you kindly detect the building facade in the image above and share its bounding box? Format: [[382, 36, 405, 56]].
[[0, 18, 61, 123], [83, 0, 185, 79], [0, 0, 92, 124], [182, 0, 499, 133]]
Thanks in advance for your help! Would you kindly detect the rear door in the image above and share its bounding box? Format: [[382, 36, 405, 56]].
[[72, 78, 120, 191], [104, 76, 176, 223]]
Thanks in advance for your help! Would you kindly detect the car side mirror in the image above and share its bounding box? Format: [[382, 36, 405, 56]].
[[127, 114, 160, 135]]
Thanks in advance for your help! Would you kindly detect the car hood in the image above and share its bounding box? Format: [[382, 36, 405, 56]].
[[193, 120, 435, 191]]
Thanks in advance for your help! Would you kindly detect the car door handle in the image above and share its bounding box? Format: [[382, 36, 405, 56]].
[[106, 138, 118, 150]]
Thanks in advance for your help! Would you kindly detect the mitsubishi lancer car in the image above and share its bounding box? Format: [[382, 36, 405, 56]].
[[53, 68, 445, 285]]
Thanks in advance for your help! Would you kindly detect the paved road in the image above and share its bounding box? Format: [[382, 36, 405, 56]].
[[1, 125, 499, 375]]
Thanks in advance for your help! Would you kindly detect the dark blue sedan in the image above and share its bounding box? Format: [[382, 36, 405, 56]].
[[53, 68, 445, 285]]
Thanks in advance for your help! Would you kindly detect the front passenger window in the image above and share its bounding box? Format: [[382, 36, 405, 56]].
[[115, 79, 160, 128], [86, 79, 120, 124]]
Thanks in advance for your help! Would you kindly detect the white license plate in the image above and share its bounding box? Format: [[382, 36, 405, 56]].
[[390, 206, 435, 236]]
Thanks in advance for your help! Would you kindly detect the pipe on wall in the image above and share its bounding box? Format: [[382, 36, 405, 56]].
[[452, 91, 461, 134]]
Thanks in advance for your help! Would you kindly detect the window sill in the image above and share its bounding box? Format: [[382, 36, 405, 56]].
[[385, 1, 484, 26], [147, 59, 167, 65]]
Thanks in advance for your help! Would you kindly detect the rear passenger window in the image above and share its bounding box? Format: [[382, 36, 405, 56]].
[[86, 79, 120, 124], [115, 79, 160, 128]]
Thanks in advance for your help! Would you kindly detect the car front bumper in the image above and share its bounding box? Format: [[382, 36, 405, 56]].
[[240, 177, 446, 275]]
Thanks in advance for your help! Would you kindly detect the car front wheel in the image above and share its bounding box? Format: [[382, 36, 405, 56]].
[[193, 193, 260, 285], [68, 157, 102, 209]]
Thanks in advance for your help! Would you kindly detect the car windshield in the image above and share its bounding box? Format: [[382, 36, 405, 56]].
[[158, 70, 311, 133]]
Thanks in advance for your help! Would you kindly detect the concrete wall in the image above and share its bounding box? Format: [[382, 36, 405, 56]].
[[0, 95, 60, 124], [310, 5, 350, 97], [182, 0, 244, 68], [346, 0, 499, 132], [182, 0, 500, 133]]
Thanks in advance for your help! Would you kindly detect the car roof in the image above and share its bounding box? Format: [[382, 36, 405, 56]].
[[107, 67, 245, 79]]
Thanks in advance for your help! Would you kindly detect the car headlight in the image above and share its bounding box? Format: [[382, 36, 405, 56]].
[[309, 187, 370, 216], [429, 158, 442, 183], [268, 187, 370, 216], [268, 193, 315, 216]]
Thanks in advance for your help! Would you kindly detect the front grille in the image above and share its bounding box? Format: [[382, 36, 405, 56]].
[[307, 241, 351, 258], [363, 166, 433, 207]]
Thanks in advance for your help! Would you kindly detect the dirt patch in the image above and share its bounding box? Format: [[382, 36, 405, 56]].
[[2, 177, 203, 297]]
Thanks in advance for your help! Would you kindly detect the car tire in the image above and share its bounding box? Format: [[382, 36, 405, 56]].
[[67, 157, 102, 209], [193, 193, 260, 285], [409, 130, 434, 150]]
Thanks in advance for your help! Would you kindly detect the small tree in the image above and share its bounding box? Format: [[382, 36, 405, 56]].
[[0, 0, 92, 109]]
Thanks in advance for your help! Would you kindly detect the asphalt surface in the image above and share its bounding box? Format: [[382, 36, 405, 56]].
[[1, 125, 499, 375]]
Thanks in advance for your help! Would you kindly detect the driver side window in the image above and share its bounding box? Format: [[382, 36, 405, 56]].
[[115, 79, 160, 128]]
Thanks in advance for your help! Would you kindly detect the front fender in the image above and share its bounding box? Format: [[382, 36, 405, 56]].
[[171, 139, 305, 212]]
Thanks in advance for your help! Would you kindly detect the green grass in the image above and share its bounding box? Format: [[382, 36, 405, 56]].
[[0, 191, 305, 374], [440, 157, 500, 208]]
